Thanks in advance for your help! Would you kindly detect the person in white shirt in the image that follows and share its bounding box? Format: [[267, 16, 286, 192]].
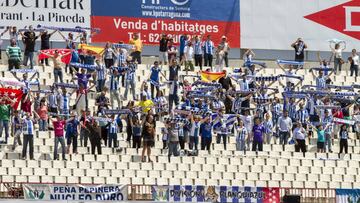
[[350, 49, 359, 77], [277, 110, 293, 149], [330, 41, 346, 73], [183, 41, 194, 72], [292, 121, 307, 154]]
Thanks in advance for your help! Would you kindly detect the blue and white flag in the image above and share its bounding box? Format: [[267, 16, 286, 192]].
[[336, 189, 360, 203], [277, 60, 304, 66], [70, 63, 97, 71], [212, 114, 237, 133]]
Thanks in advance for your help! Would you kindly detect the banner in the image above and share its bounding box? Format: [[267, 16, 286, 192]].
[[91, 0, 240, 47], [200, 71, 226, 82], [38, 49, 72, 65], [336, 189, 360, 203], [0, 1, 91, 41], [152, 186, 169, 202], [240, 0, 360, 51], [23, 184, 127, 201], [0, 88, 23, 109], [165, 185, 280, 203], [78, 44, 105, 55]]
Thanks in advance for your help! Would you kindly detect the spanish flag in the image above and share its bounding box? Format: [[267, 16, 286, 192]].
[[200, 70, 226, 82], [78, 44, 105, 55]]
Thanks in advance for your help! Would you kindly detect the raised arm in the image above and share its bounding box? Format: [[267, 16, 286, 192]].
[[57, 31, 67, 41]]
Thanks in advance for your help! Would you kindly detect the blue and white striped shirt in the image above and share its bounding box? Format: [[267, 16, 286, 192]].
[[203, 40, 214, 55], [296, 109, 309, 123], [96, 65, 106, 80], [272, 103, 282, 119], [59, 94, 70, 113], [264, 120, 273, 134], [340, 130, 348, 139], [126, 65, 136, 81], [236, 126, 247, 141], [286, 103, 297, 120], [48, 93, 57, 108], [118, 53, 127, 67], [323, 116, 333, 134], [316, 76, 326, 90], [194, 41, 203, 55], [109, 75, 119, 91], [108, 121, 118, 134], [22, 119, 34, 135]]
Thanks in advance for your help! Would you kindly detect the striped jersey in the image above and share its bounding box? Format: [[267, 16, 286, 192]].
[[108, 121, 118, 134], [203, 40, 214, 55], [96, 65, 106, 80], [48, 93, 58, 108], [59, 94, 70, 113], [109, 74, 119, 90], [264, 120, 273, 134], [316, 76, 326, 90], [323, 116, 333, 134], [22, 119, 34, 135], [296, 109, 309, 123], [236, 126, 247, 141], [194, 40, 203, 55]]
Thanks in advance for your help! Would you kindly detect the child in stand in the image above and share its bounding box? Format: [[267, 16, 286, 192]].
[[11, 110, 22, 151], [310, 123, 330, 153], [161, 121, 170, 150], [131, 116, 142, 151], [235, 119, 247, 151], [339, 124, 350, 154], [263, 113, 273, 144], [106, 115, 118, 148]]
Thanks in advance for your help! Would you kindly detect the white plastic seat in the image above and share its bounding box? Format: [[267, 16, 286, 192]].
[[67, 176, 79, 184], [98, 169, 111, 177], [331, 174, 343, 182], [15, 176, 28, 183], [136, 170, 148, 178], [54, 176, 67, 183], [73, 169, 85, 177], [47, 168, 59, 176], [28, 176, 40, 183], [80, 176, 93, 184]]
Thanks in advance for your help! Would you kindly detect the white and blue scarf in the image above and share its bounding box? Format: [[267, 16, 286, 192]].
[[70, 63, 97, 71], [37, 25, 85, 33], [277, 60, 304, 66]]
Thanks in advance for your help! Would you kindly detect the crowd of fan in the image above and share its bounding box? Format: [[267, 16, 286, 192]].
[[0, 26, 359, 163]]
